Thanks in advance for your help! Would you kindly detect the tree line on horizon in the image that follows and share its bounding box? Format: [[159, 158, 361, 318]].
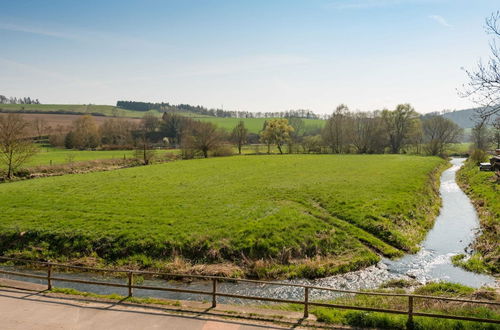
[[0, 95, 40, 105], [1, 102, 499, 179], [116, 100, 321, 119], [51, 103, 475, 157]]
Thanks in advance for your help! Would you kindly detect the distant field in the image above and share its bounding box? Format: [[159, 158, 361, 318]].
[[24, 147, 178, 167], [446, 143, 472, 155], [197, 116, 325, 133], [0, 154, 445, 278], [0, 113, 141, 136], [0, 104, 325, 133], [0, 104, 160, 118]]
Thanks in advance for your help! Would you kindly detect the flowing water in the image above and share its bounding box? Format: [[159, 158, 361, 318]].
[[1, 158, 497, 303]]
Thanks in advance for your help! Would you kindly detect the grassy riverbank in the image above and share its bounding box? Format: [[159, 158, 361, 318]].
[[48, 281, 500, 330], [456, 159, 499, 275], [274, 282, 499, 329], [0, 155, 446, 279]]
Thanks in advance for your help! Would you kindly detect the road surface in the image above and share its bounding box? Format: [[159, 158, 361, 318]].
[[0, 286, 290, 330]]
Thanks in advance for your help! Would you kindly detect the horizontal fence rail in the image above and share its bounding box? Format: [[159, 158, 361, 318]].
[[0, 256, 498, 326]]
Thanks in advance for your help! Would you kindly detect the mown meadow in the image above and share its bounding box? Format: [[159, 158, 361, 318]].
[[0, 155, 446, 278], [25, 147, 178, 167]]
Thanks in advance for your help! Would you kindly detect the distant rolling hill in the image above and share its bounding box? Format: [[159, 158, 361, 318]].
[[0, 103, 325, 134], [441, 108, 479, 129], [0, 103, 161, 118], [2, 103, 491, 132]]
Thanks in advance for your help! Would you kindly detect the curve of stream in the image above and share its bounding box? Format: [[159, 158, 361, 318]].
[[1, 158, 497, 303]]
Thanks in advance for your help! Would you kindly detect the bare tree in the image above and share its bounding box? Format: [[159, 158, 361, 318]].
[[32, 118, 50, 142], [492, 116, 500, 149], [133, 117, 157, 165], [461, 11, 500, 122], [182, 121, 223, 158], [471, 121, 491, 150], [351, 111, 386, 154], [66, 115, 100, 149], [100, 118, 137, 146], [134, 131, 156, 164], [0, 114, 38, 178], [285, 117, 305, 153], [422, 116, 463, 155], [230, 121, 248, 154], [322, 104, 351, 153]]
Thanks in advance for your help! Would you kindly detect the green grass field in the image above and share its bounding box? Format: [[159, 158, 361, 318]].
[[197, 116, 325, 134], [0, 155, 446, 278], [25, 147, 178, 167]]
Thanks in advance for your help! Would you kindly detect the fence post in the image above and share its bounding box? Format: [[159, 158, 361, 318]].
[[128, 272, 133, 297], [47, 264, 52, 290], [212, 278, 217, 308], [304, 286, 309, 318], [407, 295, 414, 329]]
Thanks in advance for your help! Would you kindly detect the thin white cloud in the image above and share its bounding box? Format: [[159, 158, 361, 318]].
[[327, 0, 403, 10], [0, 23, 79, 40], [327, 0, 445, 10], [0, 22, 161, 49], [0, 57, 74, 81], [428, 15, 451, 27], [96, 54, 311, 85]]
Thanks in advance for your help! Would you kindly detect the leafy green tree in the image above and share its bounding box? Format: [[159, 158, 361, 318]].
[[381, 104, 419, 154], [260, 118, 294, 154]]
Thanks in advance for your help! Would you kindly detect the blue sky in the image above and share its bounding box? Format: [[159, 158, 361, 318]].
[[0, 0, 498, 114]]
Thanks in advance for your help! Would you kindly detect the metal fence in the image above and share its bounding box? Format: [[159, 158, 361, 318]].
[[0, 256, 498, 326]]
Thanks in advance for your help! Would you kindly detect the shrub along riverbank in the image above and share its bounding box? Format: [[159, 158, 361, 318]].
[[0, 155, 447, 279], [455, 159, 499, 275]]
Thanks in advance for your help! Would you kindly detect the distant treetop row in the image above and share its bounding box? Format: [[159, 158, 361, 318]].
[[116, 100, 321, 119], [0, 95, 40, 105]]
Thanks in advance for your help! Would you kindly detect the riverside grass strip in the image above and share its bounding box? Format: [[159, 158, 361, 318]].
[[456, 159, 500, 275], [0, 154, 446, 279]]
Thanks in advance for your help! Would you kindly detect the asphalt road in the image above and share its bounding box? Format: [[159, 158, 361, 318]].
[[0, 287, 287, 330]]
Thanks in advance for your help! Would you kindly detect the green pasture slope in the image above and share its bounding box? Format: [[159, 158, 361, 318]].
[[197, 116, 325, 133], [0, 104, 162, 118], [0, 155, 446, 278]]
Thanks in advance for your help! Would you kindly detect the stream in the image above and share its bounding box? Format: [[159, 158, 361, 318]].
[[1, 158, 497, 303]]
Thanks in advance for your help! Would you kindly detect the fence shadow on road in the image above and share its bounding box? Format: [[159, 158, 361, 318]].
[[0, 285, 329, 329]]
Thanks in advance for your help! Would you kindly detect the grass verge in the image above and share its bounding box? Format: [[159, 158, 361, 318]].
[[456, 159, 499, 275]]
